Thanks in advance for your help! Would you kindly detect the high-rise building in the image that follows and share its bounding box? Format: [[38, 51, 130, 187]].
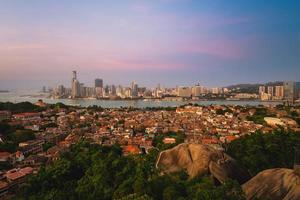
[[284, 81, 295, 103], [295, 82, 300, 100], [267, 86, 274, 97], [79, 83, 85, 97], [95, 87, 103, 98], [56, 85, 65, 96], [95, 78, 103, 88], [116, 85, 123, 97], [259, 86, 265, 95], [131, 81, 138, 97], [211, 87, 220, 94], [124, 87, 132, 98], [177, 86, 192, 97], [72, 71, 77, 81], [192, 86, 202, 97], [71, 71, 81, 98], [275, 86, 284, 99], [104, 85, 109, 97], [72, 79, 80, 98], [110, 85, 116, 95]]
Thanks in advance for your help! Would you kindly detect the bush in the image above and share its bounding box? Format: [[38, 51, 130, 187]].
[[226, 130, 300, 176]]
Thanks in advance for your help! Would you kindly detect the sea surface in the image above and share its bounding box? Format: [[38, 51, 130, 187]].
[[0, 90, 282, 108]]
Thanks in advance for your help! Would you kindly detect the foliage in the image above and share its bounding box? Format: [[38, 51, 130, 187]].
[[0, 102, 45, 113], [246, 107, 275, 125], [43, 142, 54, 151], [87, 105, 104, 112], [49, 102, 69, 110], [152, 131, 185, 150], [9, 129, 36, 143], [15, 141, 246, 200], [40, 122, 58, 130], [144, 107, 177, 111], [0, 122, 14, 135], [226, 130, 300, 176], [187, 178, 246, 200], [0, 161, 12, 170], [0, 123, 35, 153]]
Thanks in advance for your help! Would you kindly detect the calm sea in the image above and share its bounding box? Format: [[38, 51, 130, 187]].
[[0, 90, 281, 108]]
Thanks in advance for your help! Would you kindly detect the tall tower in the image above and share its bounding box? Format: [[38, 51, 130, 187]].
[[95, 78, 103, 88], [284, 81, 295, 104], [131, 81, 138, 97], [71, 70, 79, 98], [72, 71, 77, 81]]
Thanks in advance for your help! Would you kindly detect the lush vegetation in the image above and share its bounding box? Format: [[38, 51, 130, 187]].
[[0, 123, 36, 153], [215, 108, 232, 115], [0, 102, 45, 114], [144, 107, 177, 111], [227, 130, 300, 176], [152, 131, 186, 150], [15, 141, 245, 200], [245, 107, 275, 124], [13, 130, 300, 199]]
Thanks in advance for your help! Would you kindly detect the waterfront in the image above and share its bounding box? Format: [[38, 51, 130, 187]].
[[0, 90, 282, 108]]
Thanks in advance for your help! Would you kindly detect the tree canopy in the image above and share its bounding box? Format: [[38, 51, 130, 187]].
[[15, 141, 245, 200], [226, 130, 300, 176]]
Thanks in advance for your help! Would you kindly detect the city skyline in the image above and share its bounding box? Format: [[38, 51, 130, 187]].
[[47, 70, 299, 103], [0, 0, 299, 89]]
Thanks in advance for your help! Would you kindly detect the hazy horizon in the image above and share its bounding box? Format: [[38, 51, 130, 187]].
[[0, 0, 299, 90]]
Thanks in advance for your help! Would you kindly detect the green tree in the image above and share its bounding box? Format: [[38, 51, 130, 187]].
[[226, 130, 300, 175]]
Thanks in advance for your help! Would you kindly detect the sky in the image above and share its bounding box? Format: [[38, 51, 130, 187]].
[[0, 0, 299, 89]]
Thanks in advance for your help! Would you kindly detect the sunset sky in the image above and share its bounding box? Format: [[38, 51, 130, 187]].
[[0, 0, 299, 89]]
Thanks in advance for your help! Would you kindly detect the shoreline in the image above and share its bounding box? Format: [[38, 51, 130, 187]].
[[48, 97, 284, 103]]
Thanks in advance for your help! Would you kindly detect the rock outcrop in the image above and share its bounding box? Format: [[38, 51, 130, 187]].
[[156, 143, 249, 184], [242, 168, 300, 200]]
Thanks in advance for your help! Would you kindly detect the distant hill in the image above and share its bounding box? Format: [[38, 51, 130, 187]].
[[226, 81, 283, 94]]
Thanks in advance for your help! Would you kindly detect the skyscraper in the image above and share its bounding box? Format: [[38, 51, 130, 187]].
[[275, 86, 284, 99], [131, 81, 138, 97], [284, 81, 295, 103], [192, 86, 202, 97], [95, 78, 103, 88], [72, 79, 80, 98], [259, 86, 266, 95], [71, 71, 80, 98], [267, 86, 274, 97], [72, 71, 77, 81], [177, 86, 192, 97], [295, 82, 300, 100]]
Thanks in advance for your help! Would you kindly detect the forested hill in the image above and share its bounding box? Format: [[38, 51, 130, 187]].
[[226, 81, 283, 93], [13, 130, 300, 200]]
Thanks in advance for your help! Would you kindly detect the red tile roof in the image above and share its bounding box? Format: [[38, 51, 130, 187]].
[[0, 152, 11, 157], [225, 135, 237, 142], [5, 167, 33, 181], [123, 145, 140, 154]]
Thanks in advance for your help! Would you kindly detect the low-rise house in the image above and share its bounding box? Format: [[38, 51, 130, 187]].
[[15, 151, 24, 162], [13, 112, 40, 121], [22, 155, 47, 167], [264, 117, 285, 127], [163, 137, 176, 144], [4, 167, 33, 186], [19, 140, 45, 156], [0, 181, 9, 197], [0, 152, 11, 163], [122, 145, 141, 155], [0, 111, 11, 122]]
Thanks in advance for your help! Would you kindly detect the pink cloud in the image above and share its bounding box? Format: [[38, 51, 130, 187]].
[[178, 39, 245, 59], [0, 44, 47, 51], [131, 3, 151, 14], [85, 57, 185, 70]]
